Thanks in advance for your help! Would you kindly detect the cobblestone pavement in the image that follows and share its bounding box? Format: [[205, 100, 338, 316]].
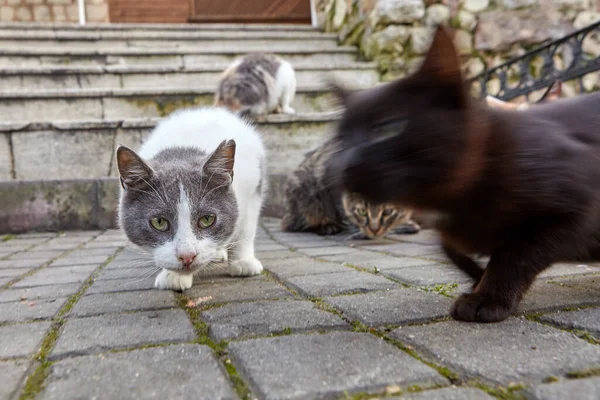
[[2, 218, 600, 399]]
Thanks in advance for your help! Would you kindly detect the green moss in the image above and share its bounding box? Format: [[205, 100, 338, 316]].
[[566, 366, 600, 379], [471, 381, 527, 400], [1, 234, 16, 242], [351, 320, 370, 333], [543, 376, 560, 383], [282, 327, 292, 335], [422, 283, 458, 298], [20, 361, 53, 400]]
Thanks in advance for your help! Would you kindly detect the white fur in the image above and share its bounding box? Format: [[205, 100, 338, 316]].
[[138, 108, 267, 291], [274, 59, 297, 115]]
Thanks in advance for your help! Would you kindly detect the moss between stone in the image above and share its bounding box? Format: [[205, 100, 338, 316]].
[[422, 283, 458, 298], [566, 366, 600, 379], [1, 234, 16, 242], [175, 293, 252, 399], [20, 245, 121, 400], [471, 381, 528, 400], [542, 376, 560, 383]]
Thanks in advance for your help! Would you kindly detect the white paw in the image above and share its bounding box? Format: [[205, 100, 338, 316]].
[[154, 269, 193, 291], [282, 106, 296, 115], [217, 248, 228, 263], [228, 258, 263, 277]]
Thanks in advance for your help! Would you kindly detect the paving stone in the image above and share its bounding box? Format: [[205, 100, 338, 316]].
[[51, 309, 196, 359], [0, 297, 67, 322], [82, 240, 127, 249], [518, 281, 600, 313], [11, 250, 66, 260], [321, 252, 433, 271], [95, 266, 160, 280], [540, 307, 600, 338], [229, 332, 447, 399], [391, 318, 600, 384], [368, 243, 442, 257], [255, 250, 306, 260], [71, 290, 175, 317], [0, 277, 11, 286], [287, 239, 341, 249], [539, 263, 600, 279], [0, 259, 45, 269], [531, 377, 600, 400], [387, 230, 441, 245], [49, 254, 111, 267], [383, 263, 474, 285], [0, 321, 52, 358], [299, 246, 361, 257], [0, 268, 29, 278], [544, 275, 600, 294], [284, 270, 398, 297], [263, 256, 352, 279], [255, 243, 289, 252], [202, 299, 348, 341], [0, 284, 81, 303], [325, 288, 453, 326], [185, 276, 293, 304], [40, 344, 236, 400], [86, 277, 155, 294], [0, 359, 30, 399], [12, 265, 97, 287], [397, 387, 494, 399]]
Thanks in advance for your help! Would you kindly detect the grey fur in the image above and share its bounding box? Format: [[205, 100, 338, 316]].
[[281, 139, 419, 239], [117, 144, 239, 250], [215, 53, 281, 113]]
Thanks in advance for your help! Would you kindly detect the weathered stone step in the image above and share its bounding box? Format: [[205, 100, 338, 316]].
[[0, 174, 287, 233], [0, 30, 337, 40], [0, 87, 342, 121], [0, 63, 378, 90], [0, 22, 316, 32], [0, 47, 359, 67], [0, 113, 340, 181]]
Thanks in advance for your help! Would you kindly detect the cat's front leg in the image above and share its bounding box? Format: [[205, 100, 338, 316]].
[[228, 199, 263, 277], [155, 269, 193, 291]]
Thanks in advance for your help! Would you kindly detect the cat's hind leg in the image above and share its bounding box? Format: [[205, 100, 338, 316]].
[[155, 269, 193, 291], [228, 193, 264, 277], [277, 61, 296, 115]]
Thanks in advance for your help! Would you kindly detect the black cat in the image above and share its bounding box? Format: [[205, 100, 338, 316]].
[[326, 26, 600, 322]]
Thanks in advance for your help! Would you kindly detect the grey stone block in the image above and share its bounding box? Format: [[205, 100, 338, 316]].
[[532, 377, 600, 400], [518, 281, 600, 314], [0, 268, 29, 278], [0, 284, 81, 303], [0, 259, 46, 269], [0, 321, 51, 358], [368, 243, 442, 257], [40, 344, 237, 400], [539, 263, 600, 279], [540, 307, 600, 337], [322, 252, 433, 271], [51, 309, 196, 359], [0, 297, 67, 322], [391, 318, 600, 384], [255, 250, 305, 260], [284, 270, 398, 297], [202, 299, 348, 341], [13, 250, 65, 260], [263, 256, 351, 279], [397, 387, 493, 399], [229, 332, 447, 399], [299, 246, 361, 257], [185, 276, 293, 304], [0, 359, 30, 399], [85, 277, 155, 294], [325, 288, 453, 326], [71, 290, 175, 317], [255, 243, 288, 252], [12, 264, 97, 287], [383, 263, 477, 285], [49, 254, 111, 267], [0, 277, 11, 286], [95, 266, 158, 281]]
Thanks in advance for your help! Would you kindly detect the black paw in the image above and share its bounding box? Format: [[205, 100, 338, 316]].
[[450, 293, 514, 322], [316, 224, 343, 236], [393, 224, 420, 234]]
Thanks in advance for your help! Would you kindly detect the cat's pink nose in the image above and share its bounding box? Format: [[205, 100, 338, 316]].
[[178, 253, 196, 267]]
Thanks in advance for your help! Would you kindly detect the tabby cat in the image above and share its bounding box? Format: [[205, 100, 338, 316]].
[[281, 139, 419, 239], [214, 53, 296, 116], [326, 26, 600, 322]]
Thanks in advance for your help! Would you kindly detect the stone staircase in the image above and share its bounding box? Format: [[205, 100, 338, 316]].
[[0, 22, 380, 233]]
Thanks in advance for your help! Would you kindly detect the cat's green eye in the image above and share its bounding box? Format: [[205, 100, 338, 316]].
[[150, 217, 169, 232], [198, 214, 216, 228], [356, 208, 367, 217]]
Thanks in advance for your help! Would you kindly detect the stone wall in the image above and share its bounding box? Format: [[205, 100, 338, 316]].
[[317, 0, 600, 97], [0, 0, 108, 23]]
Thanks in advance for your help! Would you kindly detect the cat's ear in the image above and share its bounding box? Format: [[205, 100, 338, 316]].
[[419, 26, 462, 84], [204, 139, 236, 182], [116, 146, 154, 189]]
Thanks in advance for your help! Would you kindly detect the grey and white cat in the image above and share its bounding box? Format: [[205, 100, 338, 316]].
[[116, 107, 267, 291], [281, 139, 419, 239], [214, 53, 296, 116]]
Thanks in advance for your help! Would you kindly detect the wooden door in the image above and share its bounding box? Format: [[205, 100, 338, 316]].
[[190, 0, 311, 23]]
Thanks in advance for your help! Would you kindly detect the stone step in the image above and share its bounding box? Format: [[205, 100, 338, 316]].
[[0, 47, 359, 67], [0, 22, 316, 32], [0, 87, 342, 121], [0, 174, 287, 233], [0, 63, 378, 90], [0, 113, 340, 181]]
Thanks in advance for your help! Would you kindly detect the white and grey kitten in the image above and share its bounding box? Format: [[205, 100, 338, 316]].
[[116, 107, 267, 291], [214, 53, 297, 116]]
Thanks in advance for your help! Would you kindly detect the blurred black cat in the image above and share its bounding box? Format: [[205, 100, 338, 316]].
[[326, 26, 600, 322]]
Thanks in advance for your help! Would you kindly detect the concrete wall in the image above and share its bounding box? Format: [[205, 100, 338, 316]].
[[0, 0, 108, 23]]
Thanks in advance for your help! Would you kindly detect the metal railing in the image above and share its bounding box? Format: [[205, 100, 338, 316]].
[[472, 21, 600, 101]]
